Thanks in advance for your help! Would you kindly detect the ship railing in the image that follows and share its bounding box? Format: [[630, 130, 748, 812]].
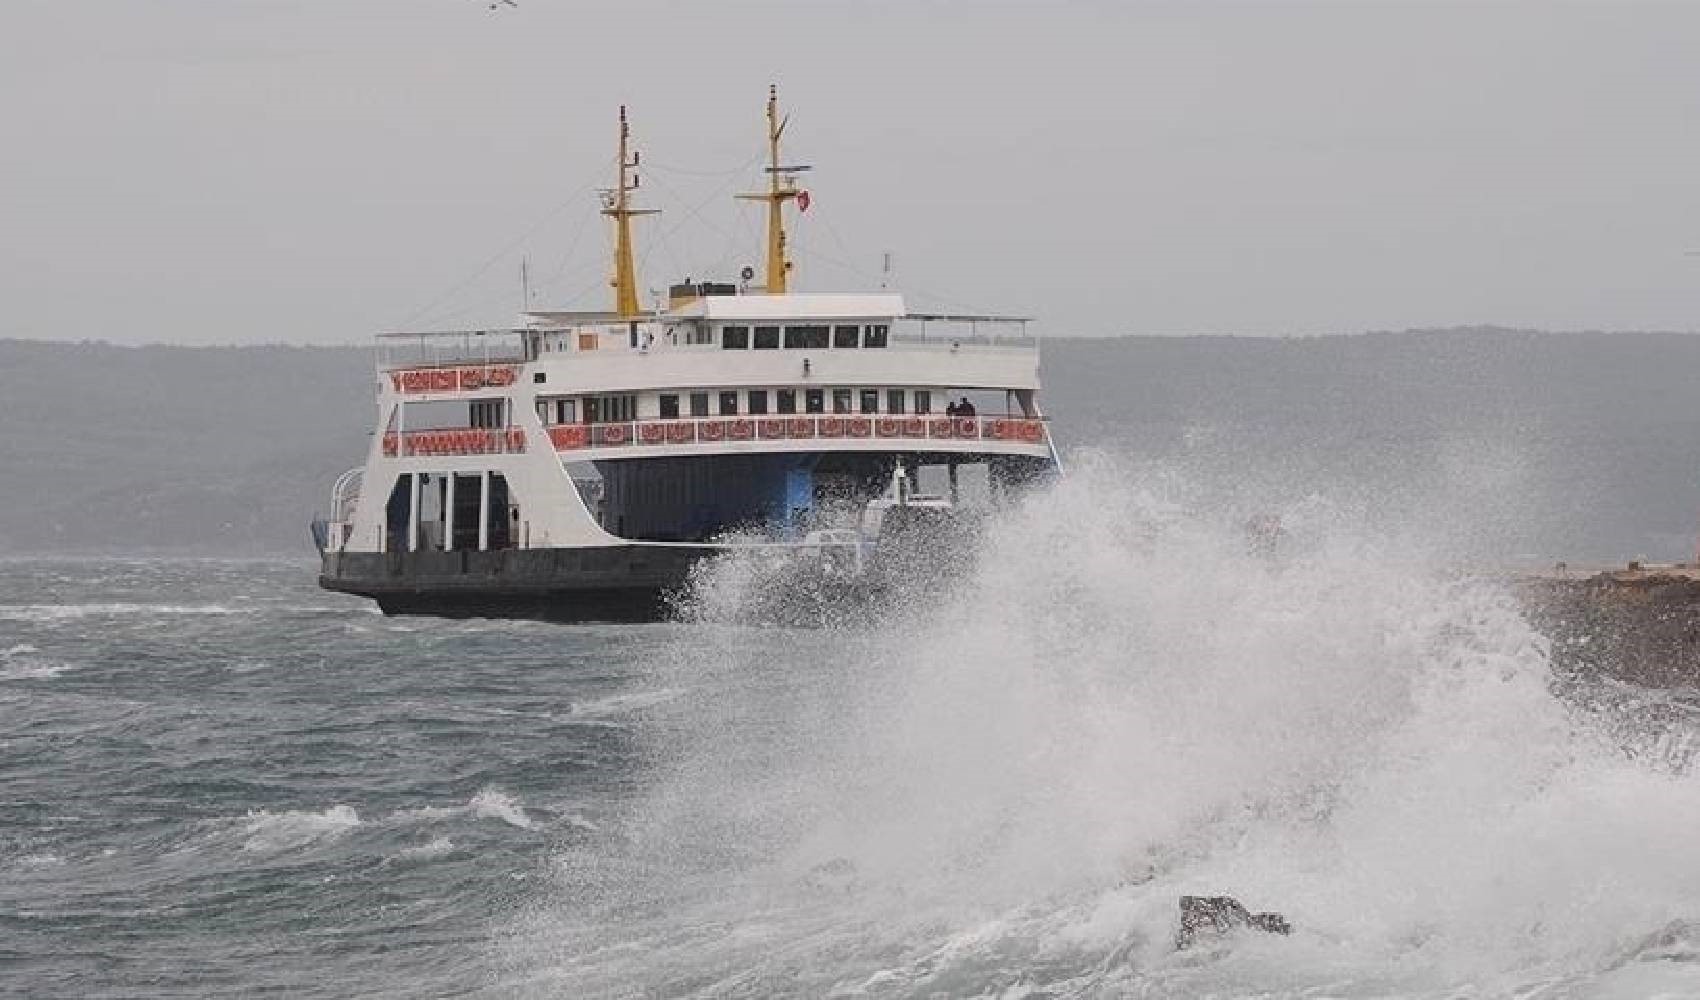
[[894, 313, 1036, 349], [888, 334, 1039, 350], [375, 329, 530, 371], [546, 414, 1049, 451], [381, 427, 528, 457], [317, 467, 365, 553]]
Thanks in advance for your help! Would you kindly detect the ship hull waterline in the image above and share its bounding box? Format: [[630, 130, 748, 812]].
[[319, 546, 715, 622], [318, 543, 894, 623]]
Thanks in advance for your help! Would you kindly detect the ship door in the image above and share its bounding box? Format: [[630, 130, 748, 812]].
[[486, 473, 512, 550]]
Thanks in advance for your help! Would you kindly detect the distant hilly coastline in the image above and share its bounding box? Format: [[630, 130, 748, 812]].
[[3, 329, 1698, 561]]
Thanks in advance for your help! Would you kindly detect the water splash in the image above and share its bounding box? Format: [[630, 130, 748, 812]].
[[513, 458, 1700, 997]]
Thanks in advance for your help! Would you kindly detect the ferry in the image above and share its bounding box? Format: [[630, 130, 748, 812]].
[[314, 88, 1060, 621]]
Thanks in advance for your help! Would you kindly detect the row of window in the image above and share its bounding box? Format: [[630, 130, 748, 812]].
[[721, 324, 889, 351], [659, 387, 931, 418]]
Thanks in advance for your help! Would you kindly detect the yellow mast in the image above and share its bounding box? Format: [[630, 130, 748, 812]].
[[604, 105, 656, 318], [737, 85, 809, 294]]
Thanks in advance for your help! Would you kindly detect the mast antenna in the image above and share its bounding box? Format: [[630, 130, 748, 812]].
[[737, 85, 811, 294], [604, 105, 658, 318]]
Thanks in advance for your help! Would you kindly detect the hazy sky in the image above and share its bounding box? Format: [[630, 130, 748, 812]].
[[4, 1, 1699, 344]]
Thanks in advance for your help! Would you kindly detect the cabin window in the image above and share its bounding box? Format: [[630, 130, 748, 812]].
[[470, 399, 505, 428], [753, 325, 781, 349], [588, 394, 636, 423], [832, 389, 852, 414], [784, 325, 829, 349], [533, 372, 547, 384], [719, 391, 739, 415], [887, 389, 906, 414], [863, 324, 889, 348], [659, 394, 680, 419], [689, 392, 710, 417], [859, 389, 879, 414], [833, 325, 859, 348], [748, 390, 769, 415], [914, 390, 932, 415], [686, 323, 713, 346], [805, 389, 825, 414], [722, 325, 750, 350], [535, 401, 549, 423], [776, 389, 797, 414]]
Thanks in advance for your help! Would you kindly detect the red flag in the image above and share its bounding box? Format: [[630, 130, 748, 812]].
[[796, 190, 811, 213]]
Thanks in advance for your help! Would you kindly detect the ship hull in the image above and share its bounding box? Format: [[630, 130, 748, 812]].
[[319, 546, 711, 623]]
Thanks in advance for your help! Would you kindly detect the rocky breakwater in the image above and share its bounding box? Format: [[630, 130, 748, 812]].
[[1517, 564, 1700, 688]]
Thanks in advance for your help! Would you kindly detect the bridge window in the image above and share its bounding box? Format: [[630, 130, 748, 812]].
[[748, 390, 769, 415], [753, 325, 780, 349], [863, 324, 889, 348], [832, 389, 852, 414], [719, 391, 739, 416], [784, 325, 829, 349], [914, 390, 932, 415], [689, 392, 709, 417], [805, 389, 825, 414], [659, 394, 680, 419], [722, 325, 749, 349], [833, 325, 859, 348], [860, 389, 879, 414], [887, 389, 906, 414], [776, 389, 797, 414]]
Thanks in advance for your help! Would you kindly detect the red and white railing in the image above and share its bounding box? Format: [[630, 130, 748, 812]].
[[547, 415, 1047, 451], [387, 365, 520, 394], [381, 428, 526, 457]]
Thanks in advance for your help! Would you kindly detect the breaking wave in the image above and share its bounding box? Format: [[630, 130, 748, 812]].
[[0, 602, 254, 622], [241, 804, 363, 853], [510, 456, 1700, 997]]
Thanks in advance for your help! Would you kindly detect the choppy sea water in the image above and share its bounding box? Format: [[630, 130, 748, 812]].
[[8, 466, 1700, 998]]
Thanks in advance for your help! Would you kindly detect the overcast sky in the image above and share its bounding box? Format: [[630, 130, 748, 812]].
[[4, 0, 1698, 344]]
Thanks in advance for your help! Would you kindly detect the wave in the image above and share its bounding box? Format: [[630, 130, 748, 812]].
[[566, 688, 683, 720], [240, 804, 361, 853], [0, 602, 255, 622], [0, 643, 76, 679], [470, 788, 533, 829], [512, 456, 1700, 997]]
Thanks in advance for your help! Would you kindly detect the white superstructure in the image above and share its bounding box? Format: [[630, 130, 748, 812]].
[[317, 88, 1058, 620]]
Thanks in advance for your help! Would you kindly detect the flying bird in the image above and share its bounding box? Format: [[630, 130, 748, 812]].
[[487, 0, 517, 10]]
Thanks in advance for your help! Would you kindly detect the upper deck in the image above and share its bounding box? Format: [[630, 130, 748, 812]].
[[376, 292, 1041, 397]]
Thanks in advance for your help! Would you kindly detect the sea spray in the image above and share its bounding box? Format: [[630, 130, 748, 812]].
[[514, 458, 1700, 997]]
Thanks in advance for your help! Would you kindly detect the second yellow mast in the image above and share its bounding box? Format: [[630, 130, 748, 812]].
[[738, 85, 810, 294]]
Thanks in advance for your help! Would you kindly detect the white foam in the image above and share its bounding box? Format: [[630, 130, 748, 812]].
[[0, 659, 71, 680], [518, 458, 1700, 996], [567, 688, 683, 719], [240, 804, 361, 852], [396, 837, 455, 860], [0, 603, 253, 622], [471, 788, 533, 829]]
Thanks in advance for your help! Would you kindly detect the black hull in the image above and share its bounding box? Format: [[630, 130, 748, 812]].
[[319, 546, 711, 623]]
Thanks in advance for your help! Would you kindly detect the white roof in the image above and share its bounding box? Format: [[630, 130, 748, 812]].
[[669, 292, 906, 322]]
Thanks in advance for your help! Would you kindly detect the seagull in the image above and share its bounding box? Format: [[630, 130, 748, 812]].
[[488, 0, 516, 9]]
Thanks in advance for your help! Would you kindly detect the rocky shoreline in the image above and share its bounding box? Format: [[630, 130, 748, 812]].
[[1517, 565, 1700, 689]]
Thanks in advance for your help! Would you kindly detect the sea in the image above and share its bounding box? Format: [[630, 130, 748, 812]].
[[8, 465, 1700, 999]]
